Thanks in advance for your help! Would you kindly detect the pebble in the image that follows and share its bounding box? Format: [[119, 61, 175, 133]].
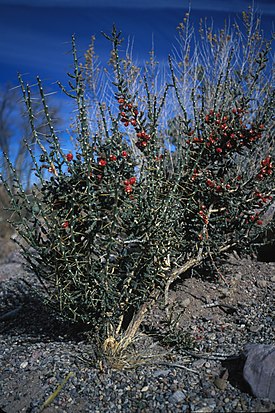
[[181, 297, 191, 308], [19, 361, 28, 369], [169, 390, 186, 403], [256, 280, 268, 288]]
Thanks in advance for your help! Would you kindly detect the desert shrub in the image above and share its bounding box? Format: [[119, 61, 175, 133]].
[[0, 8, 274, 350]]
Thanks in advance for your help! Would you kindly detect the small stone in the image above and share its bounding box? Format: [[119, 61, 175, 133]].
[[141, 385, 149, 392], [192, 359, 205, 368], [249, 324, 263, 333], [214, 377, 227, 390], [219, 288, 230, 298], [181, 298, 191, 308], [256, 280, 267, 288], [20, 361, 28, 369], [169, 390, 186, 403], [152, 369, 170, 377]]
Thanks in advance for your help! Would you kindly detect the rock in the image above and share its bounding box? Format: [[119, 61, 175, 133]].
[[20, 361, 28, 369], [249, 324, 263, 333], [256, 279, 268, 288], [152, 369, 171, 377], [214, 377, 227, 390], [243, 343, 275, 401], [141, 385, 149, 392], [181, 297, 191, 308], [192, 359, 205, 369], [169, 390, 186, 403]]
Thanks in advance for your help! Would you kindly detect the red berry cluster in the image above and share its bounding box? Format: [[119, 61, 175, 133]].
[[205, 178, 225, 193], [249, 213, 263, 225], [117, 97, 139, 128], [188, 108, 264, 155], [256, 156, 273, 180], [116, 95, 151, 152], [254, 191, 273, 207], [198, 205, 208, 224], [135, 130, 151, 150], [123, 176, 137, 194]]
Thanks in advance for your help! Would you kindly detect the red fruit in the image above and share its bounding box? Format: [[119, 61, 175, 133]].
[[129, 177, 136, 185], [118, 98, 125, 104], [124, 179, 130, 185], [236, 175, 242, 181], [124, 121, 129, 127], [120, 112, 126, 117], [216, 185, 222, 192], [131, 119, 137, 126], [121, 151, 128, 158], [141, 141, 147, 147], [124, 185, 132, 193], [109, 154, 117, 161], [62, 221, 69, 229], [205, 114, 210, 123], [127, 103, 133, 109], [66, 153, 73, 162], [216, 147, 223, 154], [257, 220, 263, 225], [133, 109, 139, 116], [262, 156, 271, 166], [206, 179, 215, 188], [226, 184, 231, 189], [98, 159, 107, 167], [97, 174, 102, 181]]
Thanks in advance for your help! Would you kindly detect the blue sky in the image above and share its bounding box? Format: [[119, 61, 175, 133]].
[[0, 0, 274, 87], [0, 0, 273, 184]]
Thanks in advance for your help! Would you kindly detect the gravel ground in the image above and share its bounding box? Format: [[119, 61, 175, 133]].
[[0, 248, 275, 413]]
